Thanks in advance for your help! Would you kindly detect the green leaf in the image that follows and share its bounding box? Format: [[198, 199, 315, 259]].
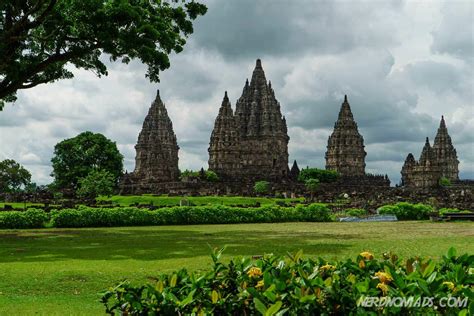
[[448, 247, 457, 259], [254, 298, 268, 315], [426, 272, 437, 284], [211, 290, 218, 304], [180, 289, 195, 307], [266, 301, 282, 316], [422, 260, 436, 278]]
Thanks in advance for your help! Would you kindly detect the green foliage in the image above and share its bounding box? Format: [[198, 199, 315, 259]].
[[51, 131, 123, 190], [205, 170, 219, 182], [345, 208, 368, 217], [298, 168, 339, 183], [48, 204, 332, 228], [0, 159, 32, 193], [439, 208, 472, 216], [77, 170, 115, 199], [0, 0, 207, 109], [179, 169, 200, 180], [378, 202, 433, 220], [101, 248, 473, 315], [439, 177, 452, 187], [0, 209, 48, 229], [254, 181, 270, 195]]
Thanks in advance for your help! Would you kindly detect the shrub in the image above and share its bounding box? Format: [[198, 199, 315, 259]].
[[378, 202, 433, 220], [50, 204, 333, 228], [205, 170, 219, 182], [0, 209, 48, 229], [439, 177, 452, 187], [101, 248, 472, 315], [298, 167, 339, 183], [253, 181, 270, 195], [345, 208, 367, 217], [439, 208, 472, 216], [77, 169, 115, 199]]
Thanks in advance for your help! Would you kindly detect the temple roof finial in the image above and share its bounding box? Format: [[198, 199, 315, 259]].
[[224, 91, 228, 99], [256, 59, 262, 68], [440, 115, 446, 128], [344, 94, 348, 103]]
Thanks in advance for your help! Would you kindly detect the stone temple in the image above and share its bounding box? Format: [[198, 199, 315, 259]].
[[121, 90, 180, 191], [325, 95, 367, 176], [401, 116, 459, 187], [208, 59, 289, 181]]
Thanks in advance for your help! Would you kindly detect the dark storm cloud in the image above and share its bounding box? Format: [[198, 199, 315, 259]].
[[0, 0, 472, 185], [192, 0, 403, 59]]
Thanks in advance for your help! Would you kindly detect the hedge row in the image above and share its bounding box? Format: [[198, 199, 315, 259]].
[[0, 204, 332, 229], [0, 209, 48, 229], [51, 204, 332, 228], [378, 202, 433, 220], [102, 248, 473, 315]]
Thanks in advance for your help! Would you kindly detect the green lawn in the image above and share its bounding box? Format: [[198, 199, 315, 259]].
[[0, 221, 472, 315], [98, 195, 304, 206]]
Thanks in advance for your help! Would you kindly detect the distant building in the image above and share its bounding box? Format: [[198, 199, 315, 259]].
[[401, 116, 459, 187], [208, 59, 290, 181], [121, 91, 180, 190], [325, 95, 367, 176]]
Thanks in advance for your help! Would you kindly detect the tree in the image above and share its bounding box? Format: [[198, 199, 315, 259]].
[[305, 178, 320, 201], [298, 168, 339, 183], [0, 159, 31, 193], [0, 0, 207, 109], [51, 131, 123, 190], [77, 169, 115, 199], [254, 181, 270, 196], [205, 170, 219, 182]]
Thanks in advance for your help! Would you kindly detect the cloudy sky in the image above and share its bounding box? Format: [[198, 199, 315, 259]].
[[1, 0, 473, 185]]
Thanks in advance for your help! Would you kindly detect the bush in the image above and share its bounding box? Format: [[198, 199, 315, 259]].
[[101, 248, 472, 315], [77, 169, 115, 199], [253, 181, 270, 195], [378, 202, 433, 220], [49, 204, 333, 228], [345, 208, 368, 217], [439, 177, 452, 187], [0, 209, 48, 229], [439, 208, 472, 216], [298, 168, 339, 183], [205, 170, 219, 182]]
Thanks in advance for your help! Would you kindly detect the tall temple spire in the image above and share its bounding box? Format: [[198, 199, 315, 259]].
[[325, 95, 366, 176], [432, 115, 459, 180], [208, 92, 240, 178], [211, 59, 289, 180], [133, 90, 180, 182]]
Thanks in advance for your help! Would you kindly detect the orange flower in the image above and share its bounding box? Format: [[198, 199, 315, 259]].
[[443, 281, 455, 290], [359, 260, 366, 269], [360, 251, 374, 260], [377, 282, 389, 295], [375, 271, 393, 284], [320, 263, 336, 272], [247, 267, 262, 278], [255, 280, 265, 289]]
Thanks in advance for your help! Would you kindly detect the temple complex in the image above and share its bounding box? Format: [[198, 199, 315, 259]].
[[121, 91, 180, 190], [208, 59, 289, 181], [325, 95, 367, 176], [401, 117, 459, 188]]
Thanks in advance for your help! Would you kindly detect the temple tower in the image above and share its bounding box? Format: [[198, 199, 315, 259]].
[[432, 116, 459, 181], [410, 137, 441, 187], [133, 90, 180, 182], [401, 153, 416, 186], [208, 92, 241, 179], [232, 59, 290, 179], [325, 95, 367, 176]]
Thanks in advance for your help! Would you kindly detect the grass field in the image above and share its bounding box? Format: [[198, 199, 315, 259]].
[[0, 221, 472, 315], [97, 195, 304, 206], [1, 195, 305, 210]]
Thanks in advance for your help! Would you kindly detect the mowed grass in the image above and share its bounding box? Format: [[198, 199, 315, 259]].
[[98, 195, 304, 206], [0, 221, 472, 315]]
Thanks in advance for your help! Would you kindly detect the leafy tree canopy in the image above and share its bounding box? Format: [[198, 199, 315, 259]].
[[298, 168, 339, 183], [0, 0, 207, 109], [51, 131, 123, 190], [77, 169, 115, 199], [0, 159, 32, 193]]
